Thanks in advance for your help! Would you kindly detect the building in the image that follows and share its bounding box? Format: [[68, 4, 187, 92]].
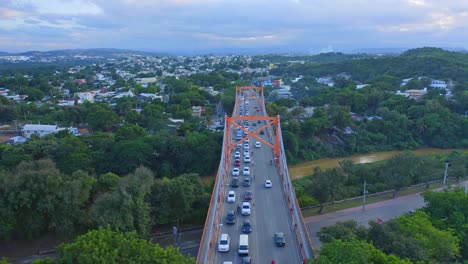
[[75, 91, 98, 103], [429, 80, 447, 89], [192, 106, 205, 117], [22, 124, 60, 138], [405, 88, 427, 99], [8, 136, 26, 145], [135, 77, 157, 85]]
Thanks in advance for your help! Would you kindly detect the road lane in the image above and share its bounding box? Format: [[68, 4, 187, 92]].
[[214, 91, 303, 264]]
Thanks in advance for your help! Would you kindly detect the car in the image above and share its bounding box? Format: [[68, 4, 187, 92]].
[[227, 191, 236, 203], [260, 130, 265, 135], [256, 108, 260, 112], [274, 232, 286, 247], [245, 139, 249, 144], [243, 132, 248, 137], [226, 210, 236, 224], [255, 141, 261, 148], [243, 177, 251, 187], [244, 190, 252, 200], [244, 149, 250, 156], [232, 168, 240, 176], [234, 151, 241, 159], [244, 143, 249, 150], [242, 219, 252, 233], [252, 122, 256, 126], [231, 177, 239, 187], [257, 120, 261, 124], [234, 159, 241, 167], [218, 233, 230, 252], [242, 256, 252, 264], [244, 155, 251, 163], [243, 167, 250, 176], [223, 262, 233, 264], [241, 202, 251, 215], [264, 179, 272, 188]]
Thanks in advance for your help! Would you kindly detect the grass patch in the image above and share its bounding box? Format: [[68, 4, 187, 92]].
[[301, 181, 445, 217]]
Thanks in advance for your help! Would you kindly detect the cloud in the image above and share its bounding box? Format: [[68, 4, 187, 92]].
[[9, 0, 102, 15], [0, 0, 467, 52]]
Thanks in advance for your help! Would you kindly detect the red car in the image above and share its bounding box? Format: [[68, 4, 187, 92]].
[[244, 191, 253, 200], [234, 159, 241, 167]]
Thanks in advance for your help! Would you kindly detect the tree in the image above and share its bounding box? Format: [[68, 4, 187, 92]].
[[0, 160, 94, 238], [90, 167, 154, 234], [114, 124, 146, 142], [367, 220, 429, 262], [86, 106, 118, 132], [382, 152, 419, 198], [40, 227, 193, 264], [423, 187, 468, 260], [396, 210, 460, 262], [317, 239, 412, 264], [317, 220, 368, 243]]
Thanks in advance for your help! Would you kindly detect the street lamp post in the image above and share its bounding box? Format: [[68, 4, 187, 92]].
[[362, 180, 369, 212], [443, 161, 450, 187]]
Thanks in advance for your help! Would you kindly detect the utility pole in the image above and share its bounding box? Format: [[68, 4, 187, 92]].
[[362, 180, 368, 212], [443, 162, 450, 187]]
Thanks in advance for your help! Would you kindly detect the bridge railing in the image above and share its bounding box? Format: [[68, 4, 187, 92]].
[[275, 120, 315, 261], [196, 124, 227, 264]]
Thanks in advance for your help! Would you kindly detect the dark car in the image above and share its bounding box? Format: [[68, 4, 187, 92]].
[[243, 178, 251, 187], [242, 219, 252, 233], [226, 210, 236, 225], [260, 130, 265, 135], [242, 256, 252, 264], [244, 191, 253, 200], [274, 232, 286, 247], [234, 159, 241, 167], [231, 177, 239, 188]]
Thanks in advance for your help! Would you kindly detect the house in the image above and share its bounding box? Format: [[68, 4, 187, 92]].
[[405, 88, 427, 99], [135, 77, 157, 84], [22, 124, 60, 138], [138, 93, 163, 101], [192, 106, 205, 117], [76, 79, 87, 85], [75, 91, 97, 103], [400, 78, 413, 87], [396, 90, 409, 97], [8, 136, 26, 145], [429, 80, 447, 89]]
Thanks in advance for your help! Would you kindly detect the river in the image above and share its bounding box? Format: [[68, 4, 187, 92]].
[[201, 148, 466, 184], [288, 148, 466, 179]]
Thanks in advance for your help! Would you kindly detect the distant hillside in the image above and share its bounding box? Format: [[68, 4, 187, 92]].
[[0, 51, 11, 56], [255, 52, 375, 64], [1, 48, 168, 57], [271, 47, 468, 82]]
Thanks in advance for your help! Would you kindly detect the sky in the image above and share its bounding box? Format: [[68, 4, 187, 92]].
[[0, 0, 467, 54]]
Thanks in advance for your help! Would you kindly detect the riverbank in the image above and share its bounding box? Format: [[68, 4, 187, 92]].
[[289, 148, 466, 179]]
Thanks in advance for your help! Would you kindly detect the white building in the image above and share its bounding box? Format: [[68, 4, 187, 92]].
[[429, 80, 447, 89], [22, 124, 60, 138]]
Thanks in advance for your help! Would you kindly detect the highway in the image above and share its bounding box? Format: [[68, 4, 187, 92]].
[[213, 91, 303, 263]]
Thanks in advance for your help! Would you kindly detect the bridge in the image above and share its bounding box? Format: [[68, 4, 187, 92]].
[[197, 86, 314, 263]]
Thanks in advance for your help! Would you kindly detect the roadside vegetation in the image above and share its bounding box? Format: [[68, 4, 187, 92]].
[[314, 188, 468, 263]]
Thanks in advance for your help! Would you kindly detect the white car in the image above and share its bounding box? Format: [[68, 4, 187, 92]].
[[244, 150, 250, 156], [244, 155, 251, 163], [232, 168, 240, 176], [245, 139, 250, 144], [264, 180, 272, 188], [234, 151, 241, 159], [244, 143, 249, 150], [243, 167, 250, 176], [241, 202, 251, 215], [218, 233, 230, 252], [255, 142, 261, 148], [227, 191, 236, 203]]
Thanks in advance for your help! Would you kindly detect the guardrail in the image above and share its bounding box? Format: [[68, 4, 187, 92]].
[[276, 119, 315, 261]]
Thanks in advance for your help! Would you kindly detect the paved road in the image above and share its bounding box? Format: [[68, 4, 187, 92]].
[[213, 91, 303, 264], [305, 181, 468, 250]]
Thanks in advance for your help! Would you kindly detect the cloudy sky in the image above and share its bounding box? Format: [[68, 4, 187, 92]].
[[0, 0, 467, 54]]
